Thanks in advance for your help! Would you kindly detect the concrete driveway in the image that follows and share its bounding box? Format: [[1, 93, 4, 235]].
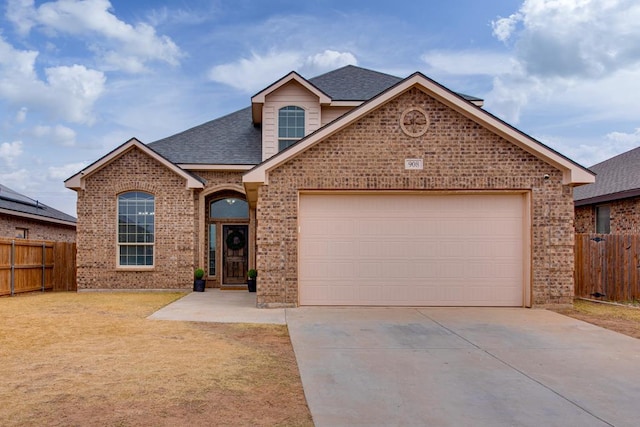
[[286, 307, 640, 427]]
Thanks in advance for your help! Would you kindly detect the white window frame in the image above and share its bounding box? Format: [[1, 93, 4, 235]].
[[117, 191, 155, 268], [278, 105, 305, 151]]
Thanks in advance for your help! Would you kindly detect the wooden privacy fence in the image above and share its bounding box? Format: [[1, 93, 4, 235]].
[[575, 234, 640, 302], [0, 239, 76, 296]]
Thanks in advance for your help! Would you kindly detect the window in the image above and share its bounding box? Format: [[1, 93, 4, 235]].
[[209, 224, 216, 275], [278, 106, 305, 151], [210, 198, 249, 219], [595, 204, 610, 234], [15, 228, 28, 239], [118, 192, 154, 266]]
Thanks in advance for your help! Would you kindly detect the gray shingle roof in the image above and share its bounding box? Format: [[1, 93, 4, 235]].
[[309, 65, 402, 100], [0, 184, 76, 224], [574, 146, 640, 204], [148, 66, 484, 164], [149, 107, 262, 165]]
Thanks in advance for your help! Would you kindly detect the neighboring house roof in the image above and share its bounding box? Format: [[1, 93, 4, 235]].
[[65, 138, 205, 190], [243, 72, 595, 203], [0, 184, 76, 226], [574, 146, 640, 206]]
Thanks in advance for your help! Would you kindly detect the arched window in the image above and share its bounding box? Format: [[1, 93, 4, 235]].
[[118, 191, 154, 266], [278, 106, 305, 151], [210, 198, 249, 219]]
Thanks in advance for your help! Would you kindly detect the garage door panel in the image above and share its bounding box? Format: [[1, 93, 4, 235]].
[[299, 193, 526, 306]]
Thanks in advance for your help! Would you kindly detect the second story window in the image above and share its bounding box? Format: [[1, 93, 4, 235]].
[[278, 106, 305, 151]]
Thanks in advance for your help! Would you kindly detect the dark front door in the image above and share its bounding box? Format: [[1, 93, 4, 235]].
[[222, 224, 248, 285]]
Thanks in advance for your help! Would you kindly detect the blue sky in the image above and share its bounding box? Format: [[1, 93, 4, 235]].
[[1, 0, 639, 216]]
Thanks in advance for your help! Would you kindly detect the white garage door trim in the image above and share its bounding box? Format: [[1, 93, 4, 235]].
[[298, 191, 531, 307]]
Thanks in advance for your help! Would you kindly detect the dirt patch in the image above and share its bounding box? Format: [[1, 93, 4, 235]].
[[550, 299, 640, 340], [0, 292, 312, 426]]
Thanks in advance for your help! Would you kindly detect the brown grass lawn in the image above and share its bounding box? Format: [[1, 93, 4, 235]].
[[550, 299, 640, 340], [0, 292, 313, 427]]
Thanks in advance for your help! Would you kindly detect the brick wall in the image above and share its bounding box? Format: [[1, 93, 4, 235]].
[[0, 214, 76, 242], [76, 147, 197, 290], [256, 87, 576, 307], [575, 197, 640, 233]]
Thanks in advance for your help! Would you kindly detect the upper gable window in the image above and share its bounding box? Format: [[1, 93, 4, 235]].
[[278, 106, 305, 151], [118, 191, 155, 267]]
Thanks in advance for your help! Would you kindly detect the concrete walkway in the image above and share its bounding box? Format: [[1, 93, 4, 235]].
[[148, 289, 286, 324], [149, 294, 640, 427]]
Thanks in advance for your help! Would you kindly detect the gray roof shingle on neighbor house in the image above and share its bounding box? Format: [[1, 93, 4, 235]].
[[148, 65, 485, 165], [0, 184, 76, 224], [574, 146, 640, 205]]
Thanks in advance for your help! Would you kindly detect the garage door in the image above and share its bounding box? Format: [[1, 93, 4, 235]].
[[298, 193, 527, 306]]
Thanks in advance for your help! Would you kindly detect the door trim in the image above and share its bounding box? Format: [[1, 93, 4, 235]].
[[222, 224, 249, 286]]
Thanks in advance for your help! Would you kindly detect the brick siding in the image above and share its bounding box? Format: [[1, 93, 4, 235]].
[[575, 197, 640, 233], [76, 147, 197, 290], [256, 87, 576, 307], [0, 213, 76, 242], [76, 152, 248, 290]]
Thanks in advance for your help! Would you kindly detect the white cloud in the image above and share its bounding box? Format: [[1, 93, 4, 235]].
[[0, 169, 30, 190], [422, 50, 517, 76], [606, 128, 640, 145], [0, 36, 106, 124], [0, 141, 24, 166], [305, 50, 357, 73], [209, 51, 303, 92], [6, 0, 183, 73], [32, 124, 77, 146], [6, 0, 36, 35], [485, 0, 640, 123], [48, 161, 89, 180], [493, 0, 640, 79], [44, 65, 106, 123], [209, 49, 358, 92], [15, 107, 28, 123]]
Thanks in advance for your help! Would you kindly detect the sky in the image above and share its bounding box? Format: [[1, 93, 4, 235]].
[[1, 0, 639, 216]]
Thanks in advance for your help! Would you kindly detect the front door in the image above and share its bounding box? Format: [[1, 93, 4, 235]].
[[222, 224, 248, 285]]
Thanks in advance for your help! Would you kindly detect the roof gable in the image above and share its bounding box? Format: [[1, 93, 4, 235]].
[[251, 71, 331, 123], [243, 72, 594, 200], [65, 138, 204, 191]]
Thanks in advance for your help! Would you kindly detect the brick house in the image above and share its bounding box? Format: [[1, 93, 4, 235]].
[[65, 66, 594, 307], [575, 146, 640, 234], [1, 184, 76, 242]]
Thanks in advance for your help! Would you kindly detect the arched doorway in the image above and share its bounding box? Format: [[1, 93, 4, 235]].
[[205, 191, 250, 288]]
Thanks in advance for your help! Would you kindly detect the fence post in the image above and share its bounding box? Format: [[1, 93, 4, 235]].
[[10, 240, 15, 296], [41, 242, 46, 292]]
